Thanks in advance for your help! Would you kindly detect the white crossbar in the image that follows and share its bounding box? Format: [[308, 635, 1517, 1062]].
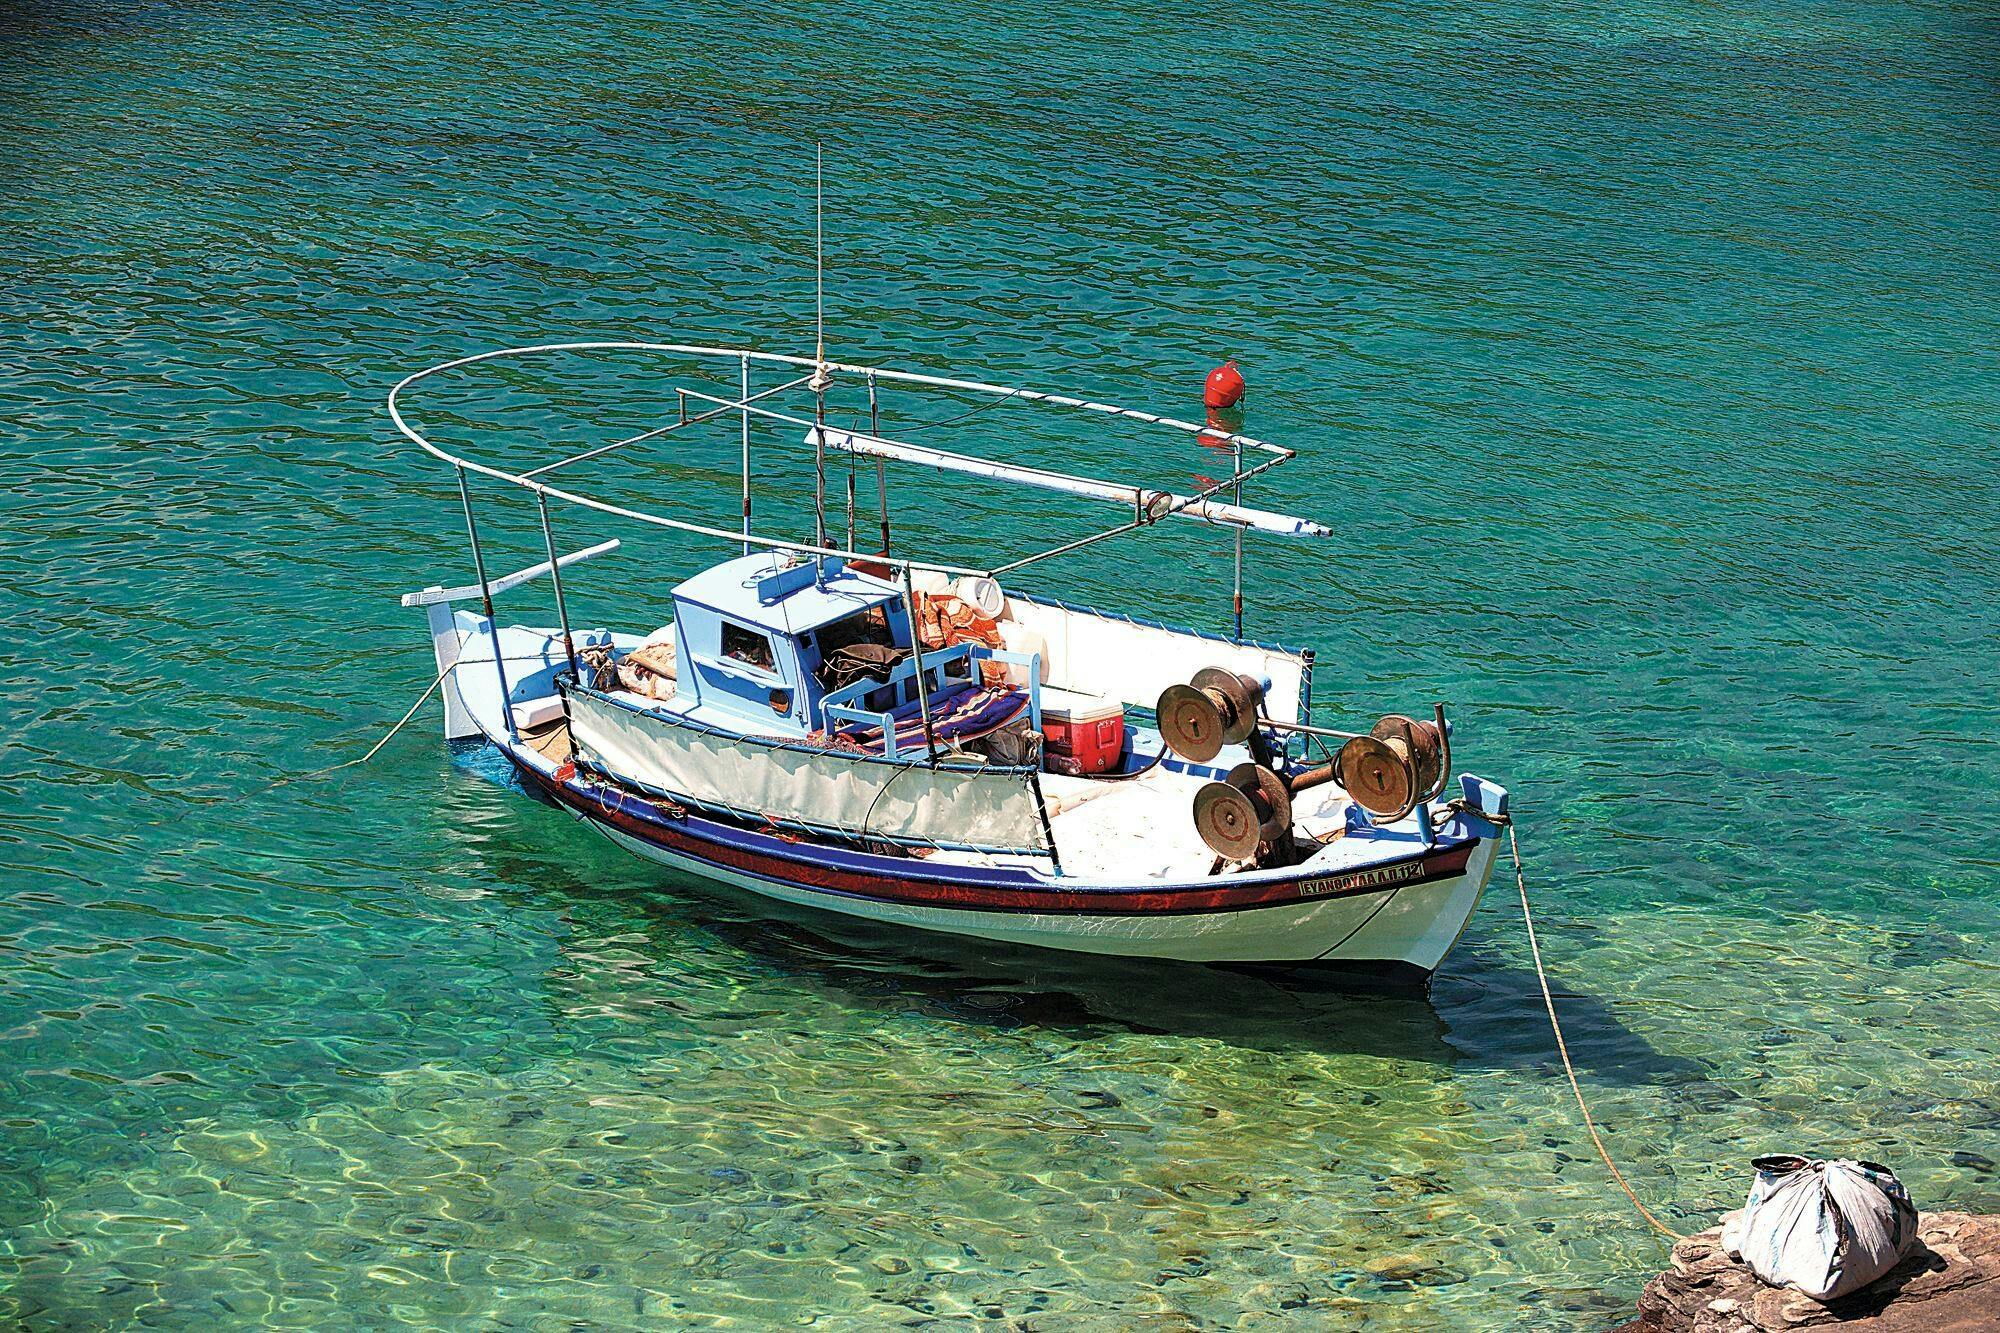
[[808, 428, 1331, 538], [399, 538, 622, 607]]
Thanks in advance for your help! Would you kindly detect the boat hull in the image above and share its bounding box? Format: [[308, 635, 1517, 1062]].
[[518, 761, 1498, 972]]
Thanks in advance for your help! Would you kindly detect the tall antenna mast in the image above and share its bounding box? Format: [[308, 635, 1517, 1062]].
[[811, 142, 829, 550], [815, 143, 826, 371]]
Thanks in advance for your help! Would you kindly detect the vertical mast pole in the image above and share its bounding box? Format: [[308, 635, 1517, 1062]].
[[740, 353, 752, 556], [811, 143, 829, 552], [870, 371, 890, 555], [1232, 434, 1245, 640], [456, 468, 519, 744]]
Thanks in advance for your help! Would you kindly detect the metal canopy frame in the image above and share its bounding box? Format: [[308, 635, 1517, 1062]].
[[388, 339, 1320, 585], [389, 339, 1325, 800]]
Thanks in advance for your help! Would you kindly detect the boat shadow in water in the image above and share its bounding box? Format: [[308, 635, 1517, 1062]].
[[461, 822, 1708, 1086], [434, 764, 1708, 1086], [685, 900, 1715, 1092], [696, 901, 1465, 1065]]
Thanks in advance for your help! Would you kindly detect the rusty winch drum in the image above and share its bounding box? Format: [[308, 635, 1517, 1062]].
[[1155, 668, 1265, 763], [1335, 713, 1446, 823], [1191, 762, 1293, 861]]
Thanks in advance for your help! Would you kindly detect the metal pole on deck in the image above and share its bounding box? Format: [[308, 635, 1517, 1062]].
[[901, 563, 940, 764], [1232, 436, 1245, 640], [535, 489, 581, 684], [814, 397, 828, 549], [811, 143, 829, 551], [870, 372, 890, 555], [456, 467, 519, 744], [740, 353, 752, 556]]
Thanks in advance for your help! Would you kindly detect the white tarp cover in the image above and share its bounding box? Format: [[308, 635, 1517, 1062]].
[[1722, 1156, 1918, 1301], [1002, 597, 1307, 722], [566, 688, 1049, 854]]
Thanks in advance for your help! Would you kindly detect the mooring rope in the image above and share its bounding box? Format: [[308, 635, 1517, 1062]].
[[1507, 823, 1686, 1242], [267, 659, 458, 790]]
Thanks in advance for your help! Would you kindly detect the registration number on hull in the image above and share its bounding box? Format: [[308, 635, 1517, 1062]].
[[1299, 857, 1426, 898]]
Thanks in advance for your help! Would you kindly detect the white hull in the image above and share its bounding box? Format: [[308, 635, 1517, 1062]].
[[580, 810, 1497, 973], [440, 622, 1508, 976]]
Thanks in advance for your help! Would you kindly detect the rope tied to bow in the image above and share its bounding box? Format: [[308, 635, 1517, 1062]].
[[1506, 822, 1686, 1242]]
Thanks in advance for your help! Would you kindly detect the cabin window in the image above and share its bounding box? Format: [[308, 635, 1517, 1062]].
[[721, 621, 776, 672]]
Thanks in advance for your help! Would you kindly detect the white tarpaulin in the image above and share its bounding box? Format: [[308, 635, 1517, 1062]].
[[566, 688, 1049, 854]]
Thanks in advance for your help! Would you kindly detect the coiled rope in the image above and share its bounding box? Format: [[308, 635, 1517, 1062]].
[[1506, 822, 1685, 1242]]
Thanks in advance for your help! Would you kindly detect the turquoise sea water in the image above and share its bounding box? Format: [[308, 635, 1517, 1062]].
[[6, 0, 2000, 1326]]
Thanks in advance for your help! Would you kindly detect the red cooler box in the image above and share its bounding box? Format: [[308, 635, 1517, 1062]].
[[1043, 698, 1125, 776]]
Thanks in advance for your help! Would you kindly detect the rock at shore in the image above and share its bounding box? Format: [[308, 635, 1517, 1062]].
[[1615, 1211, 2000, 1332]]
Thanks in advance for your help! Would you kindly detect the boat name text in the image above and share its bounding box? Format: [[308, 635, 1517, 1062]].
[[1300, 859, 1425, 898]]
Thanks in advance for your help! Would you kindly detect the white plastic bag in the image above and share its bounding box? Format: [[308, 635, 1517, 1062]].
[[1721, 1155, 1917, 1301]]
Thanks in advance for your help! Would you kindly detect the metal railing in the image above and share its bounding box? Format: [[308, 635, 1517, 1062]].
[[387, 339, 1309, 582], [389, 339, 1321, 796]]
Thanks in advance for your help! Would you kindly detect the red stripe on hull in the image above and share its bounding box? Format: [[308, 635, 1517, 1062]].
[[524, 765, 1476, 917]]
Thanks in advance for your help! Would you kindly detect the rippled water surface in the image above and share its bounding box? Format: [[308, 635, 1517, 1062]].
[[6, 0, 2000, 1326]]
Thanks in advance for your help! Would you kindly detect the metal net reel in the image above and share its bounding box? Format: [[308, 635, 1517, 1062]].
[[1191, 762, 1293, 861], [1334, 713, 1446, 823], [1155, 668, 1264, 763], [1161, 661, 1455, 859]]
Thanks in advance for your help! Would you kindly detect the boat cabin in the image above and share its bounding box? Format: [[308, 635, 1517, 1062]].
[[624, 549, 1052, 762], [671, 552, 910, 736]]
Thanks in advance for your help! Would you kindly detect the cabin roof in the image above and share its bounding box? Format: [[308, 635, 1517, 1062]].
[[672, 552, 901, 636]]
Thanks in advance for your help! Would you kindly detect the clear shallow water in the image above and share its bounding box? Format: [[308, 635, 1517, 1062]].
[[4, 0, 2000, 1326]]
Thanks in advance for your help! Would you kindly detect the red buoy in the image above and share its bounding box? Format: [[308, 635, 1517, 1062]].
[[1204, 359, 1245, 410]]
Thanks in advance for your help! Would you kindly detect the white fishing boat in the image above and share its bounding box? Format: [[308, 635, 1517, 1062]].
[[389, 175, 1508, 979], [388, 327, 1510, 981]]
